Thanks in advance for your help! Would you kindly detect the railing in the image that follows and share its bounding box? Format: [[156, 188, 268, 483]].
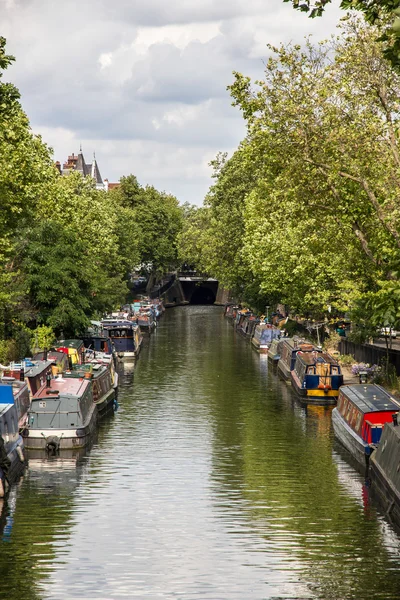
[[339, 339, 400, 375]]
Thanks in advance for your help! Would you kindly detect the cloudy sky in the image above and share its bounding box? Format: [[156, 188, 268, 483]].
[[2, 0, 342, 205]]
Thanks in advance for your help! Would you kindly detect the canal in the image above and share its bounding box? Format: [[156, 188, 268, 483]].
[[2, 306, 400, 599]]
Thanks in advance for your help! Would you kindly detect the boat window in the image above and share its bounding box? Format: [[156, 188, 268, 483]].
[[355, 412, 362, 433], [4, 422, 9, 443], [331, 366, 339, 375], [307, 366, 316, 375], [346, 402, 353, 421]]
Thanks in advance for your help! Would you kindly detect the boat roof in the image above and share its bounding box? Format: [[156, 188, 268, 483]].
[[56, 339, 84, 349], [0, 378, 27, 397], [280, 338, 302, 351], [0, 384, 15, 404], [102, 320, 135, 328], [34, 377, 90, 400], [25, 360, 53, 378], [341, 384, 400, 414], [296, 351, 338, 366], [0, 403, 14, 417], [33, 351, 67, 363]]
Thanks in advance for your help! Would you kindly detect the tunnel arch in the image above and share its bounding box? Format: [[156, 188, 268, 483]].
[[190, 285, 216, 305]]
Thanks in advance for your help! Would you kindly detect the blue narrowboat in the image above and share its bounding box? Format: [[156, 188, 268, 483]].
[[291, 350, 343, 403], [101, 318, 143, 359]]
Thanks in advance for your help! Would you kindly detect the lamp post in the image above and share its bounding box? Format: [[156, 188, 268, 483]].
[[266, 305, 270, 323]]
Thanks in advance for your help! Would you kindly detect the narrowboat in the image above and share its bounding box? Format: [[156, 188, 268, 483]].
[[23, 376, 97, 451], [252, 324, 280, 354], [236, 313, 257, 338], [370, 420, 400, 528], [64, 358, 118, 417], [267, 338, 281, 363], [0, 384, 26, 497], [0, 378, 30, 429], [33, 351, 70, 375], [4, 359, 54, 398], [55, 339, 85, 365], [290, 351, 343, 403], [332, 384, 400, 467], [224, 304, 240, 321], [277, 338, 310, 380], [101, 318, 143, 359]]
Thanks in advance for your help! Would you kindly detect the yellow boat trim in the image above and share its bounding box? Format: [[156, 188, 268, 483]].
[[306, 389, 339, 398]]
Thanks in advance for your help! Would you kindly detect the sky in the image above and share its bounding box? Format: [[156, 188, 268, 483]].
[[1, 0, 342, 205]]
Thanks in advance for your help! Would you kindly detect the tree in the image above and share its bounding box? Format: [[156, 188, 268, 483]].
[[283, 0, 400, 68]]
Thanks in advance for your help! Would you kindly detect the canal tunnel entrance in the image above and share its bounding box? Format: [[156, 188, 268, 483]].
[[179, 279, 218, 305]]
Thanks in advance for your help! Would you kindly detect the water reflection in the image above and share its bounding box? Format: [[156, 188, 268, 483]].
[[1, 307, 400, 599]]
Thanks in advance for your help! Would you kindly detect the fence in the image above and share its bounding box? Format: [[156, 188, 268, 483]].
[[339, 339, 400, 375]]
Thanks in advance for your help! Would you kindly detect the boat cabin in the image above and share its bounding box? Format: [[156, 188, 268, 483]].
[[28, 378, 93, 431], [292, 351, 343, 400], [0, 386, 21, 451], [55, 340, 85, 365], [0, 379, 30, 428], [337, 384, 400, 445], [101, 320, 139, 355], [33, 351, 70, 375]]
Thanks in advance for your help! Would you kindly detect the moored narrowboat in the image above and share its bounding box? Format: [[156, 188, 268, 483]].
[[64, 358, 118, 417], [237, 314, 258, 338], [4, 359, 54, 398], [267, 338, 281, 363], [332, 384, 400, 467], [370, 421, 400, 528], [101, 319, 143, 359], [277, 338, 310, 380], [252, 324, 280, 354], [23, 377, 97, 451], [291, 351, 343, 403], [0, 378, 30, 429], [55, 339, 85, 365], [0, 384, 26, 497]]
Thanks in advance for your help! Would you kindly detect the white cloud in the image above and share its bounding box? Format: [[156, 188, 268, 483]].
[[1, 0, 343, 204]]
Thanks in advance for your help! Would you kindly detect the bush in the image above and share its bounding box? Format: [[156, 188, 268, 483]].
[[337, 354, 355, 367]]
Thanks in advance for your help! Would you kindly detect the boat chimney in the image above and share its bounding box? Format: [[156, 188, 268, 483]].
[[46, 372, 52, 388], [393, 413, 398, 427], [80, 350, 85, 365], [19, 366, 25, 382], [68, 355, 73, 371], [43, 347, 48, 361]]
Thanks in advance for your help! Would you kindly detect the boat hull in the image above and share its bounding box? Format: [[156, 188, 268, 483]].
[[291, 371, 338, 404], [251, 338, 269, 354], [331, 407, 368, 467], [277, 361, 291, 380], [96, 387, 117, 418], [0, 436, 26, 497], [370, 424, 400, 527], [23, 408, 98, 451]]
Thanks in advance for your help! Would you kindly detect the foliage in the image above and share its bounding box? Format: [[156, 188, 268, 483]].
[[31, 325, 56, 351], [182, 17, 400, 332], [22, 220, 92, 337], [0, 36, 184, 351], [283, 0, 400, 68], [111, 177, 183, 273], [337, 354, 355, 366]]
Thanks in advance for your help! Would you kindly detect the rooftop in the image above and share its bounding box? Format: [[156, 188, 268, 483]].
[[34, 377, 90, 399], [342, 384, 400, 414]]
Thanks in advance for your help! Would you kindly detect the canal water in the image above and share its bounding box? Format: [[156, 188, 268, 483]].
[[2, 306, 400, 600]]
